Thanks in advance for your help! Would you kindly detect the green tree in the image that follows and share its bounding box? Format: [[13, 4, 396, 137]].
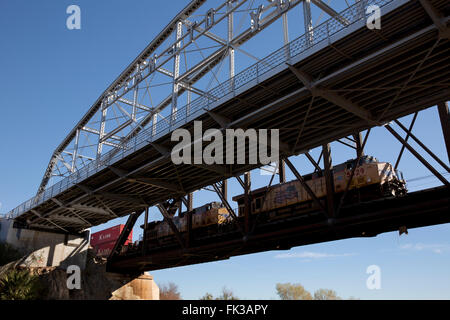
[[313, 289, 341, 300], [276, 283, 312, 300], [0, 269, 41, 300]]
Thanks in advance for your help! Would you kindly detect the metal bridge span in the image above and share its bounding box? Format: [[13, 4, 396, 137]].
[[109, 186, 450, 273], [6, 0, 450, 263]]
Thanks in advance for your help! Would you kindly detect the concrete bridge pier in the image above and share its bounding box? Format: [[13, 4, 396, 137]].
[[0, 217, 89, 270]]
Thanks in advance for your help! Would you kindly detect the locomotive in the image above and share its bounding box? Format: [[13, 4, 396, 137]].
[[142, 155, 407, 244], [233, 155, 407, 216]]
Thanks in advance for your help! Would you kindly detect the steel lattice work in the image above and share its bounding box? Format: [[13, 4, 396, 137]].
[[6, 0, 450, 244]]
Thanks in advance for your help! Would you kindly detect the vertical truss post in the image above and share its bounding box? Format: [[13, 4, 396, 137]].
[[186, 207, 192, 248], [228, 1, 235, 90], [97, 100, 108, 159], [186, 191, 193, 247], [187, 192, 193, 211], [187, 90, 191, 117], [303, 0, 313, 46], [142, 207, 149, 256], [279, 160, 286, 183], [171, 21, 182, 123], [132, 66, 139, 122], [221, 179, 228, 201], [152, 113, 158, 136], [353, 132, 365, 158], [244, 172, 251, 234], [322, 143, 335, 218], [282, 6, 290, 62], [71, 129, 80, 173], [438, 102, 450, 163]]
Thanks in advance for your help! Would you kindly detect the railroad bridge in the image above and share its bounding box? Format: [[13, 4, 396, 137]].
[[4, 0, 450, 273]]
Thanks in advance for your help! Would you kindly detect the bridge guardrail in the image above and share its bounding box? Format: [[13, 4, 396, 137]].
[[7, 0, 395, 220]]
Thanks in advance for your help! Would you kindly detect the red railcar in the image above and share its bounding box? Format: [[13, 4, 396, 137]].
[[94, 239, 132, 257], [90, 224, 133, 257]]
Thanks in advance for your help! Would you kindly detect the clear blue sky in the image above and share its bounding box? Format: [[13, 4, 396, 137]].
[[0, 0, 449, 300]]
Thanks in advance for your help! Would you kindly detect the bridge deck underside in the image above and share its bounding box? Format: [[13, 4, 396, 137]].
[[108, 187, 450, 273], [15, 0, 450, 232]]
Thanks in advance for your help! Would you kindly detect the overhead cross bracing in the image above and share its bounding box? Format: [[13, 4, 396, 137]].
[[7, 0, 450, 233]]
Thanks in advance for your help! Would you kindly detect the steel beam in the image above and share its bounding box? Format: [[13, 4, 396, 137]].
[[305, 152, 322, 173], [385, 124, 449, 187], [394, 119, 450, 173], [99, 193, 147, 206], [279, 160, 286, 183], [30, 209, 69, 233], [142, 207, 149, 256], [418, 0, 450, 39], [287, 64, 376, 124], [212, 183, 243, 235], [244, 172, 251, 234], [322, 143, 335, 218], [311, 0, 349, 26], [157, 203, 185, 249], [108, 210, 142, 261], [130, 178, 184, 193], [303, 0, 313, 46], [353, 132, 365, 158], [284, 158, 326, 212], [437, 102, 450, 163]]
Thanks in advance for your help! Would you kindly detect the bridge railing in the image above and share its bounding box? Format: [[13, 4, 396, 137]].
[[7, 0, 396, 219]]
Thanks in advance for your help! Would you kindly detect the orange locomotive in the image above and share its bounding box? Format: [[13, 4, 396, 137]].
[[233, 155, 407, 216], [143, 156, 406, 244], [144, 202, 230, 244]]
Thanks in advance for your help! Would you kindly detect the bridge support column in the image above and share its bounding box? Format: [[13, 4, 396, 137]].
[[0, 217, 89, 270], [106, 272, 160, 300]]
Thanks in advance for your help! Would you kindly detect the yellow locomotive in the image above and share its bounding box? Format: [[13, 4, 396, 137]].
[[144, 202, 230, 243], [233, 155, 407, 216], [143, 156, 406, 243]]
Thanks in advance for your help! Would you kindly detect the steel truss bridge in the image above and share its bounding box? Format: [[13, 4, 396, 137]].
[[6, 0, 450, 272]]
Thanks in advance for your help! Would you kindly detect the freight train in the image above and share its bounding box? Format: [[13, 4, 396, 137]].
[[143, 202, 230, 245], [140, 155, 407, 245]]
